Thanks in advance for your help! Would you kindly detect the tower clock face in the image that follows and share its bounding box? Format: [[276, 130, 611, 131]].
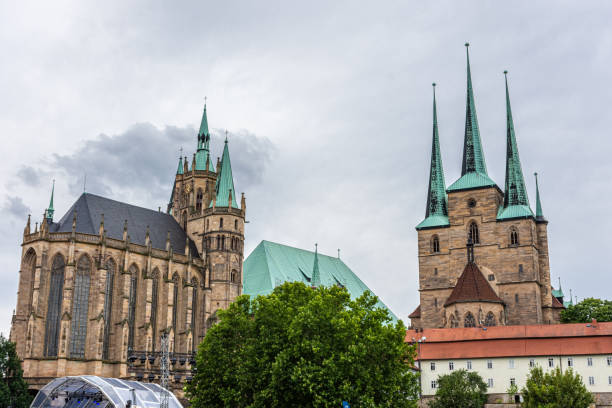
[[185, 184, 192, 193]]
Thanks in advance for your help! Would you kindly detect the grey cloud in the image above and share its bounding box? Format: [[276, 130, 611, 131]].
[[2, 196, 30, 220]]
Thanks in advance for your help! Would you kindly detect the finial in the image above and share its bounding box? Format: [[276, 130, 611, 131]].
[[179, 146, 183, 158], [337, 248, 340, 259], [504, 70, 508, 75], [83, 172, 87, 193], [204, 96, 207, 107], [465, 42, 469, 47], [225, 129, 228, 143], [558, 276, 561, 289]]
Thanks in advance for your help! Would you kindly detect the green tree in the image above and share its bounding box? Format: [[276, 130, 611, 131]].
[[561, 297, 612, 323], [521, 366, 594, 408], [186, 282, 419, 408], [429, 369, 487, 408], [0, 334, 32, 408]]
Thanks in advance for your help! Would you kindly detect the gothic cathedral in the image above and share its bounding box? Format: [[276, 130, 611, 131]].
[[10, 103, 245, 390], [409, 45, 562, 329]]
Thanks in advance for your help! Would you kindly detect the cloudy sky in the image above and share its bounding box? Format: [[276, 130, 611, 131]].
[[1, 1, 611, 335]]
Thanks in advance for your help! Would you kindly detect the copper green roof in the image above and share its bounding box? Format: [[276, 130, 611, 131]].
[[195, 103, 216, 172], [243, 240, 398, 321], [210, 139, 239, 208], [417, 84, 449, 230], [45, 180, 55, 221], [447, 44, 496, 192], [534, 172, 546, 222], [497, 72, 533, 221], [176, 156, 184, 175]]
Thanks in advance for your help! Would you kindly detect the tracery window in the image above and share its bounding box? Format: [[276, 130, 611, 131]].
[[484, 312, 496, 327], [127, 265, 138, 351], [464, 312, 476, 328], [151, 269, 159, 351], [191, 278, 198, 352], [102, 258, 116, 360], [468, 222, 480, 244], [510, 228, 519, 246], [23, 249, 36, 314], [432, 235, 440, 253], [196, 189, 203, 212], [44, 254, 65, 357], [70, 255, 92, 358]]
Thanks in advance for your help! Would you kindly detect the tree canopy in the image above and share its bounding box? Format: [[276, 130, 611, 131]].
[[186, 282, 419, 408], [428, 369, 487, 408], [561, 297, 612, 323], [521, 366, 594, 408], [0, 334, 32, 408]]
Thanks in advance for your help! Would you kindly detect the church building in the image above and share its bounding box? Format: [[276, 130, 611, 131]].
[[10, 104, 245, 390], [409, 44, 563, 329]]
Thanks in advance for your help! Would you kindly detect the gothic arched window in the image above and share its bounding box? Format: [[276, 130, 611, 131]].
[[151, 269, 159, 351], [234, 220, 238, 230], [44, 254, 65, 357], [468, 222, 480, 244], [484, 312, 496, 327], [220, 217, 224, 229], [70, 255, 92, 358], [191, 278, 198, 352], [510, 228, 519, 246], [231, 270, 238, 283], [196, 189, 203, 212], [127, 265, 138, 351], [432, 235, 440, 253], [464, 312, 476, 328], [102, 258, 116, 360]]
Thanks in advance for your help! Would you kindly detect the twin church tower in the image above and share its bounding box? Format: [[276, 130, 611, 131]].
[[410, 44, 560, 329]]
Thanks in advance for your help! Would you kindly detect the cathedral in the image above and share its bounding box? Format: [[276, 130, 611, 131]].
[[9, 104, 245, 390], [409, 44, 563, 330]]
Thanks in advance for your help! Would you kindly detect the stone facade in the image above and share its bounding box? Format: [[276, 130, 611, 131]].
[[415, 185, 557, 329]]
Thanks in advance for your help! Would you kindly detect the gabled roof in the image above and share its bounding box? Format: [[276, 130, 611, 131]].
[[444, 262, 503, 307], [417, 84, 449, 230], [409, 305, 421, 319], [50, 193, 197, 255], [243, 240, 398, 321], [552, 295, 564, 309]]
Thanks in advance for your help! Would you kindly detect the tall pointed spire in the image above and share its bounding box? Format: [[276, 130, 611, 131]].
[[195, 100, 216, 172], [45, 179, 55, 222], [447, 43, 496, 192], [311, 243, 321, 288], [210, 138, 239, 208], [498, 71, 533, 220], [417, 83, 449, 230], [534, 172, 546, 222]]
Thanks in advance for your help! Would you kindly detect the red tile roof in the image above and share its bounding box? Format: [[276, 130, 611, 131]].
[[409, 305, 421, 318], [551, 295, 564, 309], [405, 322, 612, 360], [444, 262, 503, 307]]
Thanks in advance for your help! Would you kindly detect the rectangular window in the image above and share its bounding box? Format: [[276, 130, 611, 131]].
[[430, 362, 435, 371], [431, 380, 437, 389], [509, 359, 515, 369], [529, 359, 535, 368], [467, 360, 472, 370], [567, 357, 573, 367], [449, 362, 454, 371], [608, 376, 612, 385], [510, 378, 516, 387], [607, 356, 612, 366], [487, 360, 493, 369], [487, 378, 494, 388], [515, 294, 519, 304], [548, 358, 554, 368], [589, 376, 595, 386], [588, 357, 593, 367]]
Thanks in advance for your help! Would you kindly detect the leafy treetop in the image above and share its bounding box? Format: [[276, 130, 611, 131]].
[[561, 297, 612, 323]]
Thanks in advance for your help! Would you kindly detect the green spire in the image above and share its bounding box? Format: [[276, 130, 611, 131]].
[[447, 44, 496, 192], [195, 102, 216, 172], [417, 84, 449, 230], [45, 179, 55, 222], [498, 71, 533, 220], [176, 156, 184, 175], [534, 172, 546, 222], [211, 137, 239, 208], [311, 243, 321, 287]]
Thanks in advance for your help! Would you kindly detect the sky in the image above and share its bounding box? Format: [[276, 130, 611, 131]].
[[1, 0, 611, 335]]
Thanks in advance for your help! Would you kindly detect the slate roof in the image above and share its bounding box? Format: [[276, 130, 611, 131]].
[[444, 262, 503, 307], [49, 193, 198, 255], [243, 240, 398, 321]]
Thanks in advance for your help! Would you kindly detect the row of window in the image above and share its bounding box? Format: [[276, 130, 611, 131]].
[[429, 223, 521, 253], [432, 376, 612, 390], [206, 217, 240, 231], [41, 252, 202, 360], [203, 235, 243, 252], [430, 356, 612, 371], [447, 311, 497, 328]]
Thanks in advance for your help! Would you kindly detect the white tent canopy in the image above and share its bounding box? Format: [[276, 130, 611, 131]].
[[30, 376, 183, 408]]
